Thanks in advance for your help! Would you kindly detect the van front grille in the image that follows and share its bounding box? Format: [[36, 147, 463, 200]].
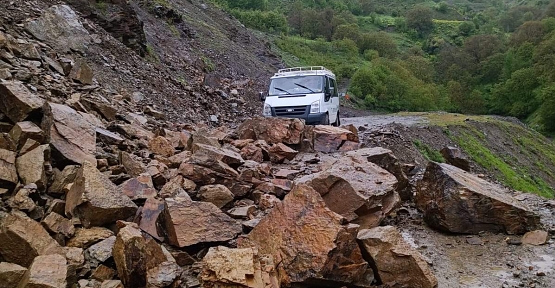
[[273, 106, 309, 117]]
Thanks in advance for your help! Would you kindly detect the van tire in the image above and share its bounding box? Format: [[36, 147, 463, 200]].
[[323, 113, 330, 125], [333, 112, 340, 126]]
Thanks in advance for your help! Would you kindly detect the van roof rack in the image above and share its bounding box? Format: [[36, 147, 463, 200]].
[[274, 66, 335, 78]]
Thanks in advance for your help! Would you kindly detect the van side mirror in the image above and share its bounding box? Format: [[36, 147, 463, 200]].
[[339, 92, 346, 98], [259, 92, 266, 101]]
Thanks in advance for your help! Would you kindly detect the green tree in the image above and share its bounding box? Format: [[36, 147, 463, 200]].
[[458, 21, 475, 36], [357, 32, 398, 59], [510, 21, 545, 46], [546, 0, 555, 18], [225, 0, 268, 10], [537, 84, 555, 131], [463, 35, 504, 63], [405, 6, 434, 37]]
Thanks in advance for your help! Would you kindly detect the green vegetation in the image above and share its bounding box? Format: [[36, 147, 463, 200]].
[[413, 140, 444, 162], [145, 44, 160, 63], [201, 56, 216, 72], [210, 0, 555, 134]]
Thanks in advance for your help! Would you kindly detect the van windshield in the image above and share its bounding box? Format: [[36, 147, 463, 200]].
[[268, 75, 324, 96]]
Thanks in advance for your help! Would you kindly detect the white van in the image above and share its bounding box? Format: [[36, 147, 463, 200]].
[[259, 66, 341, 126]]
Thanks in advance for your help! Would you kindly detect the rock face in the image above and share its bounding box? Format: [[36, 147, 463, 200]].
[[18, 254, 67, 288], [163, 196, 242, 247], [0, 262, 27, 288], [0, 211, 61, 267], [42, 103, 97, 165], [0, 81, 45, 123], [201, 246, 279, 288], [237, 117, 305, 145], [441, 146, 470, 171], [358, 226, 438, 288], [239, 184, 370, 286], [297, 153, 400, 228], [416, 162, 540, 234], [0, 149, 17, 188], [65, 161, 138, 228], [25, 5, 91, 52]]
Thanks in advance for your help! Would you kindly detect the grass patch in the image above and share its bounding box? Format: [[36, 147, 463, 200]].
[[146, 44, 160, 63], [201, 56, 215, 72], [168, 23, 180, 37], [413, 140, 444, 162], [452, 130, 554, 198]]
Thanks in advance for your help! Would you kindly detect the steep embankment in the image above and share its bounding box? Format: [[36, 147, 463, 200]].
[[345, 112, 555, 199]]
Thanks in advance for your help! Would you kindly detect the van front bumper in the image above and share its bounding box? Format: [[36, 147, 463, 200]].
[[305, 113, 328, 125], [270, 106, 327, 125]]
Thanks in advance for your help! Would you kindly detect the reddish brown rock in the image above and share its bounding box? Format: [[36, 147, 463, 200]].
[[0, 133, 16, 151], [82, 100, 117, 122], [111, 124, 154, 140], [239, 184, 370, 286], [101, 280, 124, 288], [0, 80, 45, 123], [149, 136, 175, 157], [237, 117, 305, 145], [201, 246, 279, 287], [42, 103, 97, 165], [416, 162, 540, 234], [192, 143, 244, 168], [65, 161, 138, 228], [67, 227, 114, 249], [41, 212, 75, 238], [309, 125, 359, 153], [48, 165, 78, 195], [113, 224, 147, 288], [69, 59, 94, 85], [198, 184, 235, 208], [168, 151, 191, 168], [159, 175, 195, 198], [522, 230, 549, 245], [0, 148, 17, 188], [228, 205, 257, 219], [92, 265, 117, 282], [232, 139, 254, 149], [163, 196, 242, 247], [16, 144, 49, 188], [274, 169, 300, 180], [0, 211, 61, 267], [297, 153, 399, 227], [240, 143, 264, 163], [138, 197, 165, 241], [120, 152, 146, 177], [120, 173, 157, 200], [358, 226, 438, 288], [441, 146, 470, 171], [268, 143, 298, 164], [85, 236, 116, 264], [9, 121, 44, 148], [6, 186, 36, 212], [0, 262, 27, 288], [18, 254, 67, 288]]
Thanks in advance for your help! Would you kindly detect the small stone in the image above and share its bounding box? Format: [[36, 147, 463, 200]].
[[197, 184, 235, 208], [522, 230, 549, 246], [67, 227, 114, 249]]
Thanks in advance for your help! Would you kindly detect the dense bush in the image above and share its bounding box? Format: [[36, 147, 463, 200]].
[[231, 10, 288, 33]]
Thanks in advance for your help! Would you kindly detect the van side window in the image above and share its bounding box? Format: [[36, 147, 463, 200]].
[[330, 78, 338, 97]]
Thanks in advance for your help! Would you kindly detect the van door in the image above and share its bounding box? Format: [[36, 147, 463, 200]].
[[323, 76, 333, 119], [329, 78, 339, 123]]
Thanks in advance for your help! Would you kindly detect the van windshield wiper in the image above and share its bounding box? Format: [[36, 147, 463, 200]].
[[294, 83, 315, 93], [274, 87, 292, 95]]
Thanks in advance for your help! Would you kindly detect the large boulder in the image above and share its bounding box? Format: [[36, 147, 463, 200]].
[[0, 149, 17, 189], [162, 195, 242, 247], [307, 125, 359, 153], [120, 173, 157, 200], [0, 211, 61, 267], [0, 262, 26, 288], [65, 161, 138, 228], [237, 117, 305, 145], [42, 103, 97, 165], [200, 246, 279, 288], [25, 5, 91, 52], [416, 162, 541, 234], [192, 143, 244, 168], [358, 226, 438, 288], [239, 184, 372, 286], [18, 254, 67, 288], [9, 121, 44, 149], [197, 184, 235, 208], [297, 153, 400, 228], [268, 143, 297, 164], [441, 146, 470, 171], [137, 197, 165, 241], [67, 227, 114, 249], [0, 81, 45, 123], [16, 144, 49, 188]]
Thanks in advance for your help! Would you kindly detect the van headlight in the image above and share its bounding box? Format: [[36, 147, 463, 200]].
[[310, 100, 320, 114], [263, 104, 272, 116]]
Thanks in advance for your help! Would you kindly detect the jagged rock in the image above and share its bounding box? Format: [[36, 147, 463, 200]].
[[441, 146, 470, 171], [96, 128, 124, 145], [120, 173, 157, 200], [228, 205, 256, 219], [240, 143, 264, 163], [82, 99, 117, 121], [101, 280, 124, 288], [92, 265, 117, 282], [0, 149, 17, 189], [144, 106, 165, 120], [16, 144, 49, 188], [65, 161, 138, 228], [111, 124, 154, 140], [163, 195, 242, 247], [0, 69, 11, 80], [159, 175, 194, 198], [167, 151, 191, 168], [197, 184, 235, 208], [67, 227, 114, 249], [149, 136, 175, 157], [120, 152, 146, 177], [25, 5, 91, 52], [192, 143, 244, 168], [48, 165, 78, 195], [7, 185, 36, 212], [237, 117, 305, 145], [86, 236, 116, 264], [297, 153, 399, 228], [113, 224, 147, 288], [0, 211, 61, 267], [179, 161, 238, 185], [522, 230, 549, 245], [191, 129, 221, 148], [18, 254, 67, 288], [43, 56, 65, 75], [41, 212, 75, 238], [257, 194, 280, 211], [200, 246, 279, 287], [146, 246, 181, 288], [416, 162, 541, 234], [239, 184, 370, 286], [358, 226, 438, 288], [9, 121, 44, 149], [0, 80, 45, 122], [308, 125, 359, 153], [268, 143, 297, 164], [0, 262, 27, 288], [42, 103, 97, 165], [138, 197, 165, 241], [347, 147, 411, 200], [0, 133, 16, 151]]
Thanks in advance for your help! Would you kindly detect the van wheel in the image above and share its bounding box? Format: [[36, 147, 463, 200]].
[[333, 112, 340, 126], [322, 113, 330, 125]]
